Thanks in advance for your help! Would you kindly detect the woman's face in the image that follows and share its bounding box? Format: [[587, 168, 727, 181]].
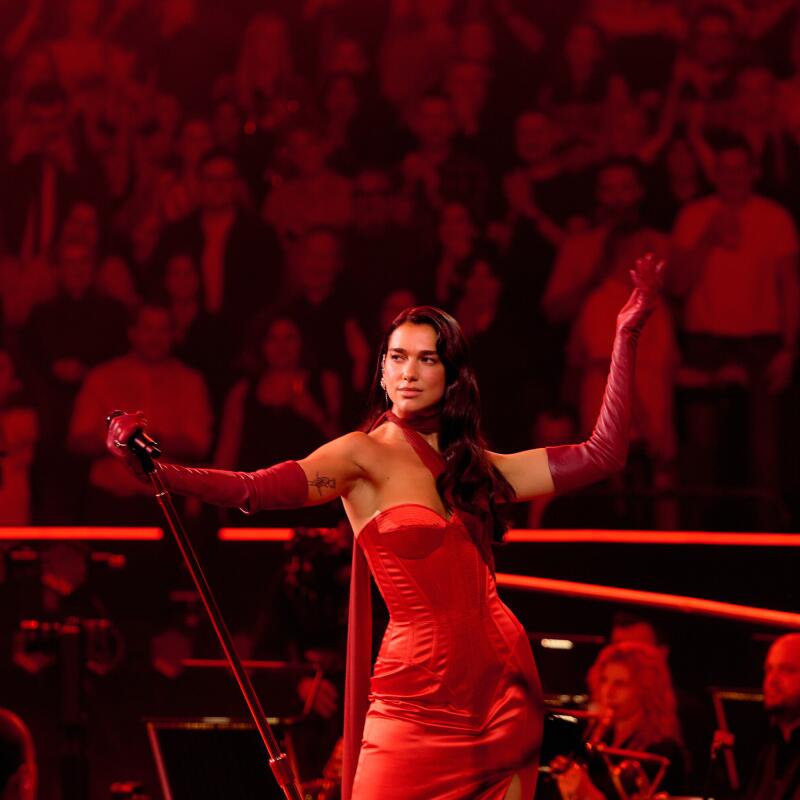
[[515, 112, 556, 164], [288, 128, 326, 175], [325, 76, 359, 120], [438, 203, 474, 255], [62, 202, 100, 248], [565, 24, 601, 71], [666, 138, 697, 180], [165, 255, 199, 300], [327, 38, 368, 77], [692, 14, 734, 68], [463, 260, 500, 308], [178, 119, 213, 165], [383, 323, 446, 415], [597, 662, 641, 722], [263, 318, 302, 370]]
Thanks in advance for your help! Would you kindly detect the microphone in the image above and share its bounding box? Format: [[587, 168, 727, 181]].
[[106, 410, 162, 459]]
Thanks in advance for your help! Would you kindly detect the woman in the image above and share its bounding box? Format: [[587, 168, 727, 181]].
[[160, 252, 234, 414], [0, 350, 37, 525], [215, 314, 336, 478], [235, 12, 309, 135], [539, 21, 629, 158], [107, 253, 664, 799], [552, 640, 687, 799]]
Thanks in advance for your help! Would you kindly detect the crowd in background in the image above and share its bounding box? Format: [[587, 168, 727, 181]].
[[1, 0, 800, 532]]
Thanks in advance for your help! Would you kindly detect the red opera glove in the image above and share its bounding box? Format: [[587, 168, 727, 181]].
[[546, 253, 665, 493], [106, 411, 308, 513]]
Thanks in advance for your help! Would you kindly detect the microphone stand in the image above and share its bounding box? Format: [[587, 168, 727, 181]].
[[126, 436, 303, 800]]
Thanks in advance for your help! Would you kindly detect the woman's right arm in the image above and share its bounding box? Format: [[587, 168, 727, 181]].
[[106, 412, 368, 513]]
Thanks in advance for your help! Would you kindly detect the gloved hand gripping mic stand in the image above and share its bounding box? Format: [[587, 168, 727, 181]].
[[105, 411, 303, 800]]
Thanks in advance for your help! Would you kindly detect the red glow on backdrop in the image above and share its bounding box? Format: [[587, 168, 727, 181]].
[[0, 527, 163, 540], [216, 527, 800, 548], [496, 573, 800, 629], [503, 529, 800, 546], [218, 528, 294, 541]]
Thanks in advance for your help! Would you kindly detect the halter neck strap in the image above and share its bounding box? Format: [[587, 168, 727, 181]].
[[370, 410, 444, 478]]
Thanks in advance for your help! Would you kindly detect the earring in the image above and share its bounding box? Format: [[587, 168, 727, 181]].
[[380, 375, 389, 406]]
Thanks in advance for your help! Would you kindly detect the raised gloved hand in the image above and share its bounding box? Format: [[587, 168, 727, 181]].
[[105, 410, 309, 512], [106, 410, 150, 480], [546, 253, 666, 494], [615, 251, 665, 335]]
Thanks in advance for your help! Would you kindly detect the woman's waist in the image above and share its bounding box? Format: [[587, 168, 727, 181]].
[[376, 609, 526, 668], [368, 631, 539, 724], [381, 592, 522, 630]]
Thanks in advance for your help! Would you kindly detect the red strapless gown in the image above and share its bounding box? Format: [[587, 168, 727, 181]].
[[342, 419, 543, 800]]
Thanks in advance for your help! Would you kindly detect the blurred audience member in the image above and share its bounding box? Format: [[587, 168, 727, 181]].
[[235, 12, 309, 136], [263, 124, 353, 244], [542, 158, 660, 374], [401, 93, 490, 231], [213, 314, 338, 528], [645, 135, 710, 231], [498, 110, 590, 323], [93, 255, 140, 314], [588, 0, 684, 103], [724, 64, 794, 201], [0, 351, 37, 526], [215, 314, 333, 474], [2, 42, 58, 136], [321, 72, 362, 175], [1, 82, 105, 261], [47, 0, 135, 96], [565, 226, 677, 525], [342, 167, 419, 316], [68, 302, 212, 523], [20, 239, 128, 522], [149, 0, 239, 117], [454, 258, 529, 452], [430, 202, 483, 307], [444, 58, 496, 165], [670, 134, 799, 526], [152, 148, 283, 332], [666, 6, 740, 128], [746, 633, 800, 800], [539, 20, 630, 159], [111, 92, 181, 265], [544, 159, 664, 324], [160, 252, 236, 414], [278, 228, 370, 425], [160, 118, 214, 223], [379, 0, 457, 118]]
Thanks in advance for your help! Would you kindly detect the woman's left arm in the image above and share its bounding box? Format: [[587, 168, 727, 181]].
[[489, 253, 665, 502]]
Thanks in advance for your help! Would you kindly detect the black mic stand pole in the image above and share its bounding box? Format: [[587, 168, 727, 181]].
[[124, 433, 303, 800]]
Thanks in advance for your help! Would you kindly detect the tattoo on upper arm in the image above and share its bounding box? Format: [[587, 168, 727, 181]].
[[309, 472, 336, 496]]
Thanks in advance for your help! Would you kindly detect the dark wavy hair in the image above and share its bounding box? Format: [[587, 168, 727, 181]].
[[362, 306, 516, 548]]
